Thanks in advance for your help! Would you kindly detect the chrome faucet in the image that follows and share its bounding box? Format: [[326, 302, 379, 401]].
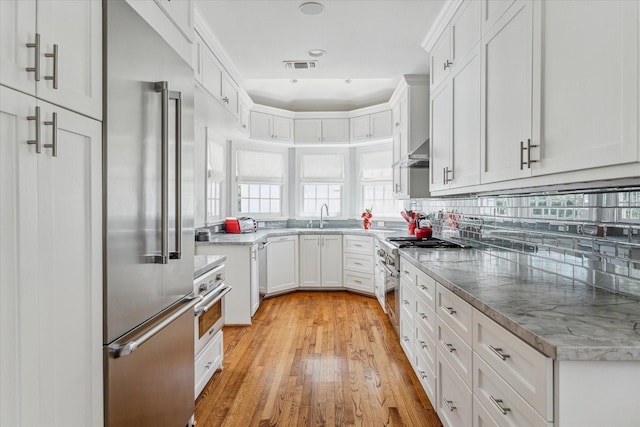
[[319, 203, 329, 229]]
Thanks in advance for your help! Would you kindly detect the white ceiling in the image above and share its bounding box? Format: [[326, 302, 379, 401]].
[[195, 0, 446, 112]]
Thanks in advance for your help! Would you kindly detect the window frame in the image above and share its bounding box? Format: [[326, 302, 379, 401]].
[[205, 134, 227, 224], [355, 142, 401, 220]]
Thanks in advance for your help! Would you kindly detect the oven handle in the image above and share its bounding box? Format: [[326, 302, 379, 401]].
[[194, 284, 232, 316], [108, 295, 202, 358], [380, 261, 399, 278]]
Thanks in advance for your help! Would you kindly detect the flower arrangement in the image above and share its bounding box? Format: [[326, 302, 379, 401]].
[[361, 207, 373, 230]]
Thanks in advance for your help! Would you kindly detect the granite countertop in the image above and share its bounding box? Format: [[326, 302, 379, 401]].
[[196, 227, 403, 246], [399, 248, 640, 361], [194, 254, 226, 279]]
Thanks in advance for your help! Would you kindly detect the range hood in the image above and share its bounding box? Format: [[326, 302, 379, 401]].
[[395, 139, 430, 168]]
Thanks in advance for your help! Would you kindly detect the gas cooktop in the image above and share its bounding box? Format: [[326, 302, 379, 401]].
[[386, 237, 466, 249]]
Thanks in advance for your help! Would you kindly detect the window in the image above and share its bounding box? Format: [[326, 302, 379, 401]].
[[298, 152, 346, 217], [358, 145, 400, 217], [206, 138, 225, 222], [234, 146, 286, 217]]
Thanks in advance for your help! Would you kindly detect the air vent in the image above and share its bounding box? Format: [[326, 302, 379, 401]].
[[283, 60, 318, 69]]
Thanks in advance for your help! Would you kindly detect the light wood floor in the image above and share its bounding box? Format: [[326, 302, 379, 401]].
[[195, 291, 442, 427]]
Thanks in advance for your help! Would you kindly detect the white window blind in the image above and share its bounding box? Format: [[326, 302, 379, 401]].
[[359, 149, 392, 182], [207, 139, 225, 182], [236, 149, 285, 183], [300, 154, 344, 182]]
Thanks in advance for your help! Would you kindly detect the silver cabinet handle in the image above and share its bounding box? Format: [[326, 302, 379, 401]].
[[108, 295, 202, 358], [354, 262, 362, 265], [444, 399, 456, 412], [27, 106, 41, 153], [353, 244, 363, 247], [419, 313, 428, 320], [44, 44, 58, 89], [444, 60, 452, 69], [403, 299, 410, 305], [419, 371, 428, 380], [419, 284, 428, 291], [444, 342, 456, 353], [489, 395, 511, 415], [403, 336, 410, 342], [353, 279, 362, 284], [445, 306, 456, 315], [419, 340, 427, 349], [222, 96, 229, 104], [26, 33, 40, 81], [43, 112, 57, 157], [489, 345, 510, 361]]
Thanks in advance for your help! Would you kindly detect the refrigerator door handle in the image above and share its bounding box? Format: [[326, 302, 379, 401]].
[[154, 81, 170, 264], [108, 295, 202, 359], [169, 89, 182, 260]]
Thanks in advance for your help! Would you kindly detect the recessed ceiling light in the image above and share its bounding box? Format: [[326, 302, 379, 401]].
[[345, 79, 352, 84], [308, 49, 326, 58], [291, 78, 298, 84], [299, 2, 324, 16]]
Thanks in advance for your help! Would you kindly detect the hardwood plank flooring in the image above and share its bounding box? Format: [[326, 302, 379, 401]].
[[195, 291, 442, 427]]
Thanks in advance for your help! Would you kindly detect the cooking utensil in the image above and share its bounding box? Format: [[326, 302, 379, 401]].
[[415, 228, 433, 239], [400, 211, 410, 223]]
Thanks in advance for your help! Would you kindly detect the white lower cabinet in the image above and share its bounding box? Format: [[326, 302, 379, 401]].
[[194, 329, 223, 398], [473, 396, 499, 427], [343, 235, 375, 294], [437, 317, 473, 389], [437, 353, 473, 427], [266, 235, 299, 293], [416, 345, 437, 403], [0, 86, 103, 427], [299, 234, 342, 287]]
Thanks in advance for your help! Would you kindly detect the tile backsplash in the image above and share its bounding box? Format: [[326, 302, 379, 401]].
[[410, 189, 640, 299]]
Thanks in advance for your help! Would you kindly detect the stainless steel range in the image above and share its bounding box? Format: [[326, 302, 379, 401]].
[[377, 237, 466, 335]]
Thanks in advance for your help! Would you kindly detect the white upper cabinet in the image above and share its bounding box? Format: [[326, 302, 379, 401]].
[[294, 118, 349, 143], [430, 82, 452, 192], [350, 110, 392, 142], [222, 74, 239, 118], [482, 0, 517, 34], [480, 0, 534, 184], [250, 111, 293, 143], [430, 29, 451, 89], [154, 0, 194, 42], [451, 0, 481, 68], [531, 0, 639, 176], [0, 0, 102, 120], [238, 99, 250, 135]]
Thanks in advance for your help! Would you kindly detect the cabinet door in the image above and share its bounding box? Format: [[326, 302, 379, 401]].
[[299, 235, 322, 287], [154, 0, 193, 42], [321, 119, 349, 143], [250, 246, 259, 316], [430, 81, 451, 192], [392, 102, 402, 163], [250, 111, 272, 140], [202, 45, 223, 99], [35, 100, 103, 427], [36, 0, 102, 120], [482, 0, 517, 34], [321, 235, 342, 287], [350, 115, 370, 141], [222, 75, 238, 119], [267, 236, 298, 293], [194, 121, 206, 228], [399, 96, 409, 159], [480, 0, 533, 184], [532, 0, 639, 176], [370, 110, 392, 139], [0, 87, 38, 427], [0, 0, 36, 96], [450, 46, 481, 189], [272, 115, 293, 142], [193, 32, 204, 85], [294, 119, 322, 143], [451, 0, 481, 66], [430, 28, 451, 88]]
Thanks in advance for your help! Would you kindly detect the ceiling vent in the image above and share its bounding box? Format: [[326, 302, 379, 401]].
[[283, 60, 318, 69]]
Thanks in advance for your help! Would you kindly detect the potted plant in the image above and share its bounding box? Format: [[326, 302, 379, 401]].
[[361, 207, 373, 230]]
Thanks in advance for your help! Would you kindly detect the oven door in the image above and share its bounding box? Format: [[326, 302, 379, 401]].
[[381, 262, 400, 335], [194, 283, 232, 355]]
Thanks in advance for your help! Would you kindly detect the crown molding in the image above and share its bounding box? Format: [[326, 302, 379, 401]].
[[421, 0, 464, 52]]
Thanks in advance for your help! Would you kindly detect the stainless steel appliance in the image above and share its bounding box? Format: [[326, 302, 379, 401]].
[[378, 237, 466, 335], [103, 2, 196, 426]]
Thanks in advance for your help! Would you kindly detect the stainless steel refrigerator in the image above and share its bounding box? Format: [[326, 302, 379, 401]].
[[103, 2, 195, 426]]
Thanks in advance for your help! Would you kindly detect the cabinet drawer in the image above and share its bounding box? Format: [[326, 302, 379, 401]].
[[343, 271, 374, 294], [416, 321, 436, 374], [473, 396, 500, 427], [473, 353, 551, 427], [436, 283, 472, 343], [437, 316, 473, 389], [415, 297, 436, 339], [194, 329, 223, 398], [400, 277, 416, 320], [400, 316, 415, 364], [473, 309, 552, 420], [416, 348, 437, 404], [415, 269, 436, 309], [343, 235, 373, 255], [344, 253, 374, 274], [437, 352, 472, 427], [399, 258, 420, 287]]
